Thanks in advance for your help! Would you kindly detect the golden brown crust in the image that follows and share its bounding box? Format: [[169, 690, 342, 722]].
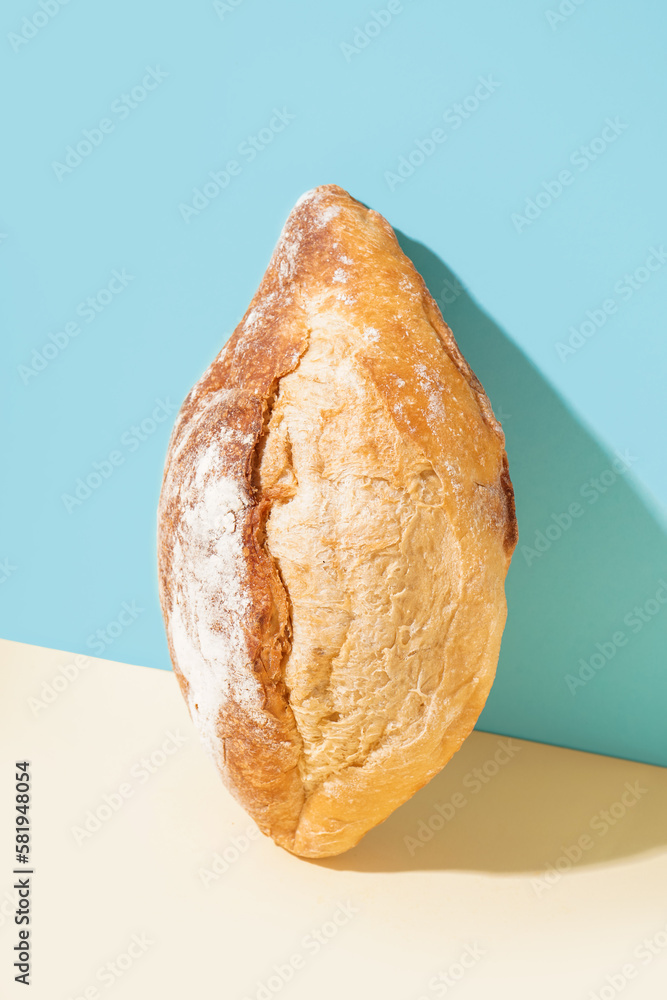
[[158, 184, 517, 857]]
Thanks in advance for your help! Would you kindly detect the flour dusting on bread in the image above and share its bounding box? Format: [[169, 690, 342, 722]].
[[163, 422, 268, 770]]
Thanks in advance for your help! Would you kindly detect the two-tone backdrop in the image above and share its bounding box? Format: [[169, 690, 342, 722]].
[[2, 0, 666, 766]]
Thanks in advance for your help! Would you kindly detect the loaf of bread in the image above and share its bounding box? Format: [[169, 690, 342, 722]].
[[158, 184, 517, 858]]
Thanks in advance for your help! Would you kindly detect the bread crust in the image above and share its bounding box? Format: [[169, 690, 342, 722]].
[[158, 185, 517, 857]]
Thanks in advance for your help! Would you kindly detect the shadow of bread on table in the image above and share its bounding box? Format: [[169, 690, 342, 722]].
[[316, 731, 667, 874]]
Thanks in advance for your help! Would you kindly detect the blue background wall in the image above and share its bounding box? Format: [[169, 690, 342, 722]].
[[2, 0, 666, 766]]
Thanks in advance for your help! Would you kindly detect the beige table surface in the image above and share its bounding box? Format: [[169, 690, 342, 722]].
[[1, 637, 666, 1000]]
